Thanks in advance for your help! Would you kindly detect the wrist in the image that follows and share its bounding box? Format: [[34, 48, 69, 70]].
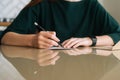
[[28, 34, 37, 47], [89, 36, 97, 46]]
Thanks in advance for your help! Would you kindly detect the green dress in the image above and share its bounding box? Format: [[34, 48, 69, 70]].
[[1, 0, 120, 43]]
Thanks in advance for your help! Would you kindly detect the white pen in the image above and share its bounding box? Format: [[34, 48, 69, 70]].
[[34, 22, 45, 31]]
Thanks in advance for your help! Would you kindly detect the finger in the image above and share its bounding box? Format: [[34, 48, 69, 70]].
[[41, 43, 53, 48], [39, 56, 60, 66], [65, 40, 81, 48], [62, 38, 75, 47], [48, 31, 60, 43], [38, 51, 59, 60], [63, 38, 81, 48], [37, 42, 53, 48], [48, 55, 60, 65], [37, 50, 54, 58], [38, 52, 59, 63], [64, 50, 74, 55], [62, 39, 69, 46], [38, 36, 58, 47], [40, 31, 60, 42], [73, 42, 83, 48], [64, 50, 79, 56]]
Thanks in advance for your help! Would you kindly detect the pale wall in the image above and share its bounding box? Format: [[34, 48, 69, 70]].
[[99, 0, 120, 23]]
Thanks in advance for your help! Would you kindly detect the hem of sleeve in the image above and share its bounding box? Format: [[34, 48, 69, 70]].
[[108, 34, 120, 44]]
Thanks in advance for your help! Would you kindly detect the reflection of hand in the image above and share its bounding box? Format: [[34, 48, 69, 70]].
[[62, 37, 92, 48], [1, 45, 37, 59], [95, 49, 112, 56], [32, 31, 60, 49], [37, 50, 60, 66], [1, 45, 60, 65], [63, 47, 92, 56]]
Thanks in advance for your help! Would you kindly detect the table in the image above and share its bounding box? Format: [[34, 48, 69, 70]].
[[0, 45, 120, 80]]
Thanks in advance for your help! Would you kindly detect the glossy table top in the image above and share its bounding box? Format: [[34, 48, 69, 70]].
[[1, 45, 120, 80]]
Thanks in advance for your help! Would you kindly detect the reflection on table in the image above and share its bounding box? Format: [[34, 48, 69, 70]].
[[0, 45, 120, 80], [0, 53, 25, 80]]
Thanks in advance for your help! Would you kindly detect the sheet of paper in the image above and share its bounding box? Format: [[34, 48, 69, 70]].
[[49, 47, 71, 50], [112, 41, 120, 50]]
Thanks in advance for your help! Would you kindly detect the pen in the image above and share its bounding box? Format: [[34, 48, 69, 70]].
[[34, 22, 63, 47], [34, 22, 45, 31]]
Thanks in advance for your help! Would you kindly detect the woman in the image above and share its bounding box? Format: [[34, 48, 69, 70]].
[[1, 0, 120, 48]]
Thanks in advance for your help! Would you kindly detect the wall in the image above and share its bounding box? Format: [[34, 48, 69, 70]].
[[99, 0, 120, 23], [0, 0, 30, 30], [0, 0, 30, 19]]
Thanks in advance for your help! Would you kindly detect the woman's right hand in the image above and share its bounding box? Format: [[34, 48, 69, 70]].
[[32, 31, 60, 48]]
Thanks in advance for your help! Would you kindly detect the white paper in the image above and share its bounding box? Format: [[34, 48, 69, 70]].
[[49, 47, 71, 50]]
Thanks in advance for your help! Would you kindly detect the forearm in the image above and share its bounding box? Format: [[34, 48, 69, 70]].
[[96, 35, 114, 46], [1, 32, 35, 47], [62, 35, 114, 48]]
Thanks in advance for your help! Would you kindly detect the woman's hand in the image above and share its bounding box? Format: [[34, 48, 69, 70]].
[[32, 31, 60, 48], [62, 37, 92, 48]]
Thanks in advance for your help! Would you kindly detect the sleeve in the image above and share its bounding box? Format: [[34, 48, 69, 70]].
[[0, 4, 41, 39], [93, 0, 120, 44]]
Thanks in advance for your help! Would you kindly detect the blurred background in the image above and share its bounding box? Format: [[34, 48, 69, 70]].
[[0, 0, 120, 31], [0, 0, 30, 30]]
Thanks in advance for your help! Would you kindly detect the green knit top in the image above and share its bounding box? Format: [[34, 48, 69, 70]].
[[1, 0, 120, 43]]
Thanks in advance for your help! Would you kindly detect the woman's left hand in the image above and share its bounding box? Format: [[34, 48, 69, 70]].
[[62, 37, 92, 48]]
